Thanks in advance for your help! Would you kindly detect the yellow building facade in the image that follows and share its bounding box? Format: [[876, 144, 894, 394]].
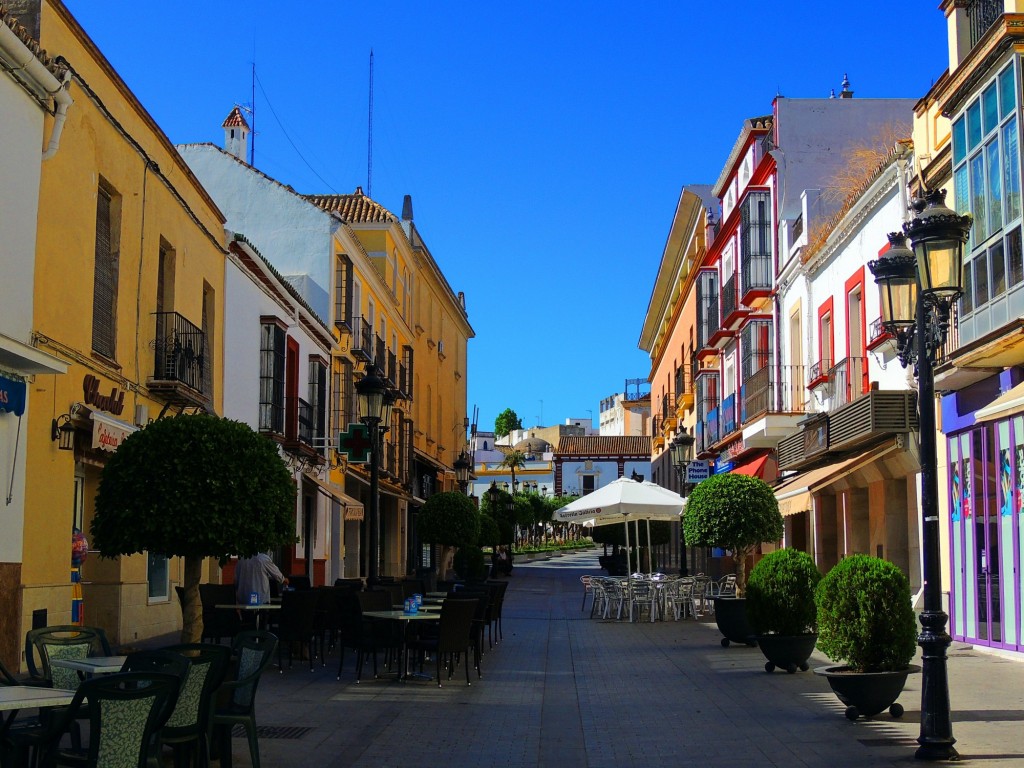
[[18, 0, 227, 659]]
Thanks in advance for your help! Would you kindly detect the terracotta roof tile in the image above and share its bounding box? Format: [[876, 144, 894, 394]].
[[555, 435, 651, 457], [305, 187, 397, 224], [0, 4, 68, 81], [221, 106, 249, 129]]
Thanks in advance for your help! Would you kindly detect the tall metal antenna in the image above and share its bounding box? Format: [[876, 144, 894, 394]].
[[367, 49, 374, 197], [250, 59, 256, 166]]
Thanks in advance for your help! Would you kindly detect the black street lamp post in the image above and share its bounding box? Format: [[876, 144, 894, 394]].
[[356, 367, 397, 587], [670, 426, 695, 577], [868, 188, 972, 762]]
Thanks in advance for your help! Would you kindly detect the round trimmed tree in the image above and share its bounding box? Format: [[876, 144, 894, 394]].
[[92, 414, 296, 642], [417, 492, 481, 578], [682, 473, 783, 595]]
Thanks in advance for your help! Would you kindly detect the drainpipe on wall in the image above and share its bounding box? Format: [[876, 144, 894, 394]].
[[0, 19, 73, 159]]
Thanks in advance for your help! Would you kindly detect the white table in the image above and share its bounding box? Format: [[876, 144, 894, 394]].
[[362, 610, 441, 681], [0, 685, 76, 737], [50, 656, 127, 676]]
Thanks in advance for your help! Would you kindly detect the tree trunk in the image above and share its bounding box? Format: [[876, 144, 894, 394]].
[[181, 555, 204, 643], [436, 545, 454, 580], [734, 545, 752, 598]]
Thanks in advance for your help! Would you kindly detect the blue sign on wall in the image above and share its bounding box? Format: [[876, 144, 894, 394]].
[[713, 457, 734, 474], [0, 375, 26, 417]]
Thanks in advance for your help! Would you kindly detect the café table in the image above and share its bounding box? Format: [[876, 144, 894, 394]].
[[0, 686, 76, 738], [50, 655, 127, 677], [425, 592, 448, 599], [362, 609, 441, 682], [215, 603, 282, 630]]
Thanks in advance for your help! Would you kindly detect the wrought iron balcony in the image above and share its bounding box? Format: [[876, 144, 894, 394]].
[[967, 0, 1002, 48], [698, 296, 720, 350], [720, 393, 738, 437], [741, 365, 807, 423], [351, 316, 373, 362], [827, 357, 868, 409], [741, 252, 772, 299], [808, 358, 832, 388], [150, 311, 207, 405], [721, 272, 739, 322]]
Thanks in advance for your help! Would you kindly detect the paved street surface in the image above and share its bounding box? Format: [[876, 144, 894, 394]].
[[234, 551, 1024, 767]]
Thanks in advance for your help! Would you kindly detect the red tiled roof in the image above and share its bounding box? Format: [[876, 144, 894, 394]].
[[555, 435, 651, 457], [1, 4, 68, 81], [222, 106, 249, 129], [305, 187, 397, 224]]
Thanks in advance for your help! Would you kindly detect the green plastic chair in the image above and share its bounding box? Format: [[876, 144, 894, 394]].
[[209, 631, 277, 768], [151, 644, 229, 768], [24, 626, 111, 691], [19, 671, 181, 768]]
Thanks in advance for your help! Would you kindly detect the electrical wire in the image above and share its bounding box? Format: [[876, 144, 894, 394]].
[[254, 72, 339, 193]]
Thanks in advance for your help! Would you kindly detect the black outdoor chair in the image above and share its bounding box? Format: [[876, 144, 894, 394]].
[[24, 625, 112, 690], [352, 591, 402, 681], [486, 580, 510, 644], [275, 589, 320, 672], [209, 630, 277, 768], [199, 583, 253, 644], [155, 643, 230, 767], [407, 598, 479, 687]]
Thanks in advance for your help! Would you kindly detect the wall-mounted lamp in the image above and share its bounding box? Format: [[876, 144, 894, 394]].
[[51, 414, 76, 451]]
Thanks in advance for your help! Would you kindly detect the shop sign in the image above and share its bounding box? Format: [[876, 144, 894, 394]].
[[714, 457, 734, 474], [685, 460, 710, 484], [344, 504, 365, 522], [92, 413, 136, 453], [0, 375, 26, 416], [83, 374, 125, 415]]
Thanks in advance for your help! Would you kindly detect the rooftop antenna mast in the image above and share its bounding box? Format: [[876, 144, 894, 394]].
[[250, 58, 256, 166], [367, 49, 374, 197]]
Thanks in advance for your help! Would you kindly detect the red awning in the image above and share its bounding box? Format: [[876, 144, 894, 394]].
[[731, 454, 768, 478]]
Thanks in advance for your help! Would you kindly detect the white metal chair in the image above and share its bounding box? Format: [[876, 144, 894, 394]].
[[630, 580, 659, 622], [580, 575, 594, 613], [666, 578, 695, 620]]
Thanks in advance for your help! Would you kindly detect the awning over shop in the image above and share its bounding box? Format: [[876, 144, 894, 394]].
[[0, 333, 68, 376], [303, 473, 364, 521], [90, 410, 137, 452], [731, 454, 769, 478], [976, 380, 1024, 423], [0, 375, 26, 416], [772, 440, 903, 516]]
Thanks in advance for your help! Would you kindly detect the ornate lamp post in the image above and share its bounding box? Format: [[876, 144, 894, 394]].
[[454, 451, 471, 494], [670, 426, 695, 576], [868, 188, 971, 762], [355, 367, 396, 587]]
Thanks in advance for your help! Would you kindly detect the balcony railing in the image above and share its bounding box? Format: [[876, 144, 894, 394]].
[[674, 364, 692, 399], [868, 317, 888, 346], [351, 316, 373, 361], [297, 397, 315, 447], [936, 301, 961, 367], [375, 336, 387, 373], [740, 365, 807, 422], [660, 393, 677, 421], [809, 358, 832, 387], [702, 406, 720, 450], [967, 0, 1002, 48], [827, 357, 868, 409], [722, 272, 739, 321], [741, 252, 772, 296], [698, 296, 720, 349], [152, 311, 205, 393]]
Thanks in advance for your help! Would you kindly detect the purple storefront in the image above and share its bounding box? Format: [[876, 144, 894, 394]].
[[943, 368, 1024, 651]]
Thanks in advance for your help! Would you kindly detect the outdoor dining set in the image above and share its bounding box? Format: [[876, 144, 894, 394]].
[[582, 572, 737, 622], [0, 576, 511, 767]]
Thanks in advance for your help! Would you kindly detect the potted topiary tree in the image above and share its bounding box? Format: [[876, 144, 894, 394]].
[[813, 554, 919, 720], [746, 548, 821, 673], [417, 492, 481, 579], [683, 473, 783, 647]]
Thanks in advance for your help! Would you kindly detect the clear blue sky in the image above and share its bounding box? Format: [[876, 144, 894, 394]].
[[63, 1, 948, 434]]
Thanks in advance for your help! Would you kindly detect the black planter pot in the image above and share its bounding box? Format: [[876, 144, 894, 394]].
[[813, 664, 920, 720], [756, 633, 818, 673], [712, 597, 756, 647]]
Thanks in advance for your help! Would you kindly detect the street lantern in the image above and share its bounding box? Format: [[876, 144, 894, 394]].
[[355, 368, 388, 422], [868, 187, 972, 762], [670, 426, 694, 471], [903, 188, 972, 298], [453, 451, 471, 493], [486, 480, 501, 513]]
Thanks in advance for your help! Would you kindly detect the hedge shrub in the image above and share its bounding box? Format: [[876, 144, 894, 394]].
[[746, 548, 821, 636]]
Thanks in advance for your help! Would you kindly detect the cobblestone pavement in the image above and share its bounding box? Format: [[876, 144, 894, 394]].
[[232, 551, 1024, 768]]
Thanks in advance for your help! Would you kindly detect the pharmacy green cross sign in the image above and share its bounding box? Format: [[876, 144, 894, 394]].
[[337, 422, 372, 464]]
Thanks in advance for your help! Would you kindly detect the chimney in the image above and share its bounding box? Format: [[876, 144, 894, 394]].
[[402, 194, 414, 221], [839, 73, 854, 99], [221, 107, 250, 162], [705, 205, 718, 245]]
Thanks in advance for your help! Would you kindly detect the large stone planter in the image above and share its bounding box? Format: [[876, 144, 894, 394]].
[[712, 597, 756, 647], [813, 664, 920, 720], [756, 633, 818, 673]]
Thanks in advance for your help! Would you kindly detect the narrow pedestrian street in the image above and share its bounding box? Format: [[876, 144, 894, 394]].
[[244, 552, 1024, 768]]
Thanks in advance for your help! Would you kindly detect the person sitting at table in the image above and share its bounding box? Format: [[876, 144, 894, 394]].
[[235, 552, 288, 604]]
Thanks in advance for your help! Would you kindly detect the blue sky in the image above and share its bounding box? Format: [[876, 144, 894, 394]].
[[63, 1, 948, 434]]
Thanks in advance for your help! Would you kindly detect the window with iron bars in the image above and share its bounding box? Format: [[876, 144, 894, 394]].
[[258, 323, 285, 433]]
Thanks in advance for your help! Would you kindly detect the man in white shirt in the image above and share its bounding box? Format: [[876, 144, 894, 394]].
[[235, 552, 288, 604]]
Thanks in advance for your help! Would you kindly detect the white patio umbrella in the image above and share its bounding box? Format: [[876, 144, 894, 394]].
[[553, 477, 684, 618]]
